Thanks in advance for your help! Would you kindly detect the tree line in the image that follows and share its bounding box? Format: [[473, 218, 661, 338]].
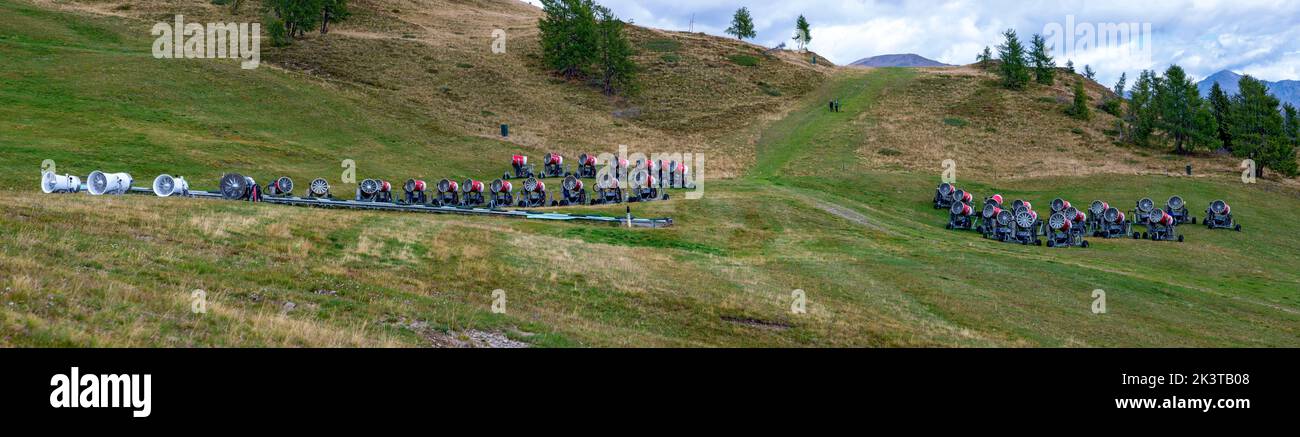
[[985, 29, 1299, 178], [538, 0, 636, 96], [249, 0, 350, 46], [1122, 69, 1297, 177], [540, 3, 814, 96], [723, 7, 813, 51]]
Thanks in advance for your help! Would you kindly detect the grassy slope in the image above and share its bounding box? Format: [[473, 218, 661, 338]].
[[747, 68, 1300, 347], [860, 66, 1251, 180], [262, 0, 832, 178], [3, 1, 1299, 347]]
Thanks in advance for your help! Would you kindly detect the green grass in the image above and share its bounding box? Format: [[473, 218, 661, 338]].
[[3, 2, 1299, 348], [0, 0, 513, 192], [557, 227, 726, 256], [728, 54, 760, 67], [742, 67, 1300, 347], [642, 38, 681, 53], [752, 68, 917, 179]]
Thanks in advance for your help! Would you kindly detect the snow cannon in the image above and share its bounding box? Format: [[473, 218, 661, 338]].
[[1095, 207, 1131, 238], [1204, 200, 1241, 231], [977, 200, 1003, 237], [504, 154, 535, 180], [308, 178, 332, 199], [489, 178, 514, 208], [403, 178, 428, 205], [152, 174, 190, 197], [1133, 197, 1157, 225], [518, 177, 549, 207], [1050, 198, 1072, 214], [1140, 209, 1183, 242], [558, 175, 588, 206], [431, 178, 459, 206], [1045, 211, 1089, 248], [575, 153, 598, 179], [357, 179, 393, 203], [934, 183, 956, 209], [541, 152, 566, 178], [41, 172, 83, 194], [1010, 205, 1042, 246], [1165, 195, 1193, 225], [629, 169, 664, 203], [947, 201, 975, 231], [592, 173, 624, 205], [219, 173, 260, 201], [265, 176, 294, 197], [86, 171, 134, 196]]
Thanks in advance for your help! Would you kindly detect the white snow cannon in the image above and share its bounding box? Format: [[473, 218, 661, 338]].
[[152, 174, 190, 197], [41, 171, 82, 194], [86, 171, 134, 195]]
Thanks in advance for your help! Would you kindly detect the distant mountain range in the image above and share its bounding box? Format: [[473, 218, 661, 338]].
[[849, 53, 950, 68], [1196, 70, 1300, 109]]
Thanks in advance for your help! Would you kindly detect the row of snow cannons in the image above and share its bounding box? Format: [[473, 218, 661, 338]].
[[38, 152, 692, 209], [934, 183, 1242, 248], [504, 153, 692, 205]]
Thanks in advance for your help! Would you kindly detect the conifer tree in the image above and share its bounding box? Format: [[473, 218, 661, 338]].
[[1069, 80, 1091, 120], [1231, 75, 1294, 177], [996, 29, 1030, 90], [1028, 34, 1054, 85], [595, 5, 637, 95], [793, 15, 812, 51], [1208, 81, 1234, 150], [1155, 65, 1219, 154], [539, 0, 598, 79], [726, 7, 757, 41]]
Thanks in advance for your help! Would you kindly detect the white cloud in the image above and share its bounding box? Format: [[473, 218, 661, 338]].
[[520, 0, 1300, 84]]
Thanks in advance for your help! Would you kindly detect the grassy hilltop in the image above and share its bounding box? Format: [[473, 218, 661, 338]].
[[1, 0, 1298, 347]]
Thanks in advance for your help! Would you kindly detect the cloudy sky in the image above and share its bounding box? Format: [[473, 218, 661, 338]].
[[520, 0, 1300, 87]]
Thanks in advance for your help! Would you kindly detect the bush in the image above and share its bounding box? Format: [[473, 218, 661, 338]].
[[1099, 98, 1122, 117], [943, 117, 968, 127], [1067, 81, 1091, 120], [660, 53, 680, 63], [757, 81, 781, 96], [265, 14, 290, 47], [728, 54, 760, 67], [643, 38, 680, 52]]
